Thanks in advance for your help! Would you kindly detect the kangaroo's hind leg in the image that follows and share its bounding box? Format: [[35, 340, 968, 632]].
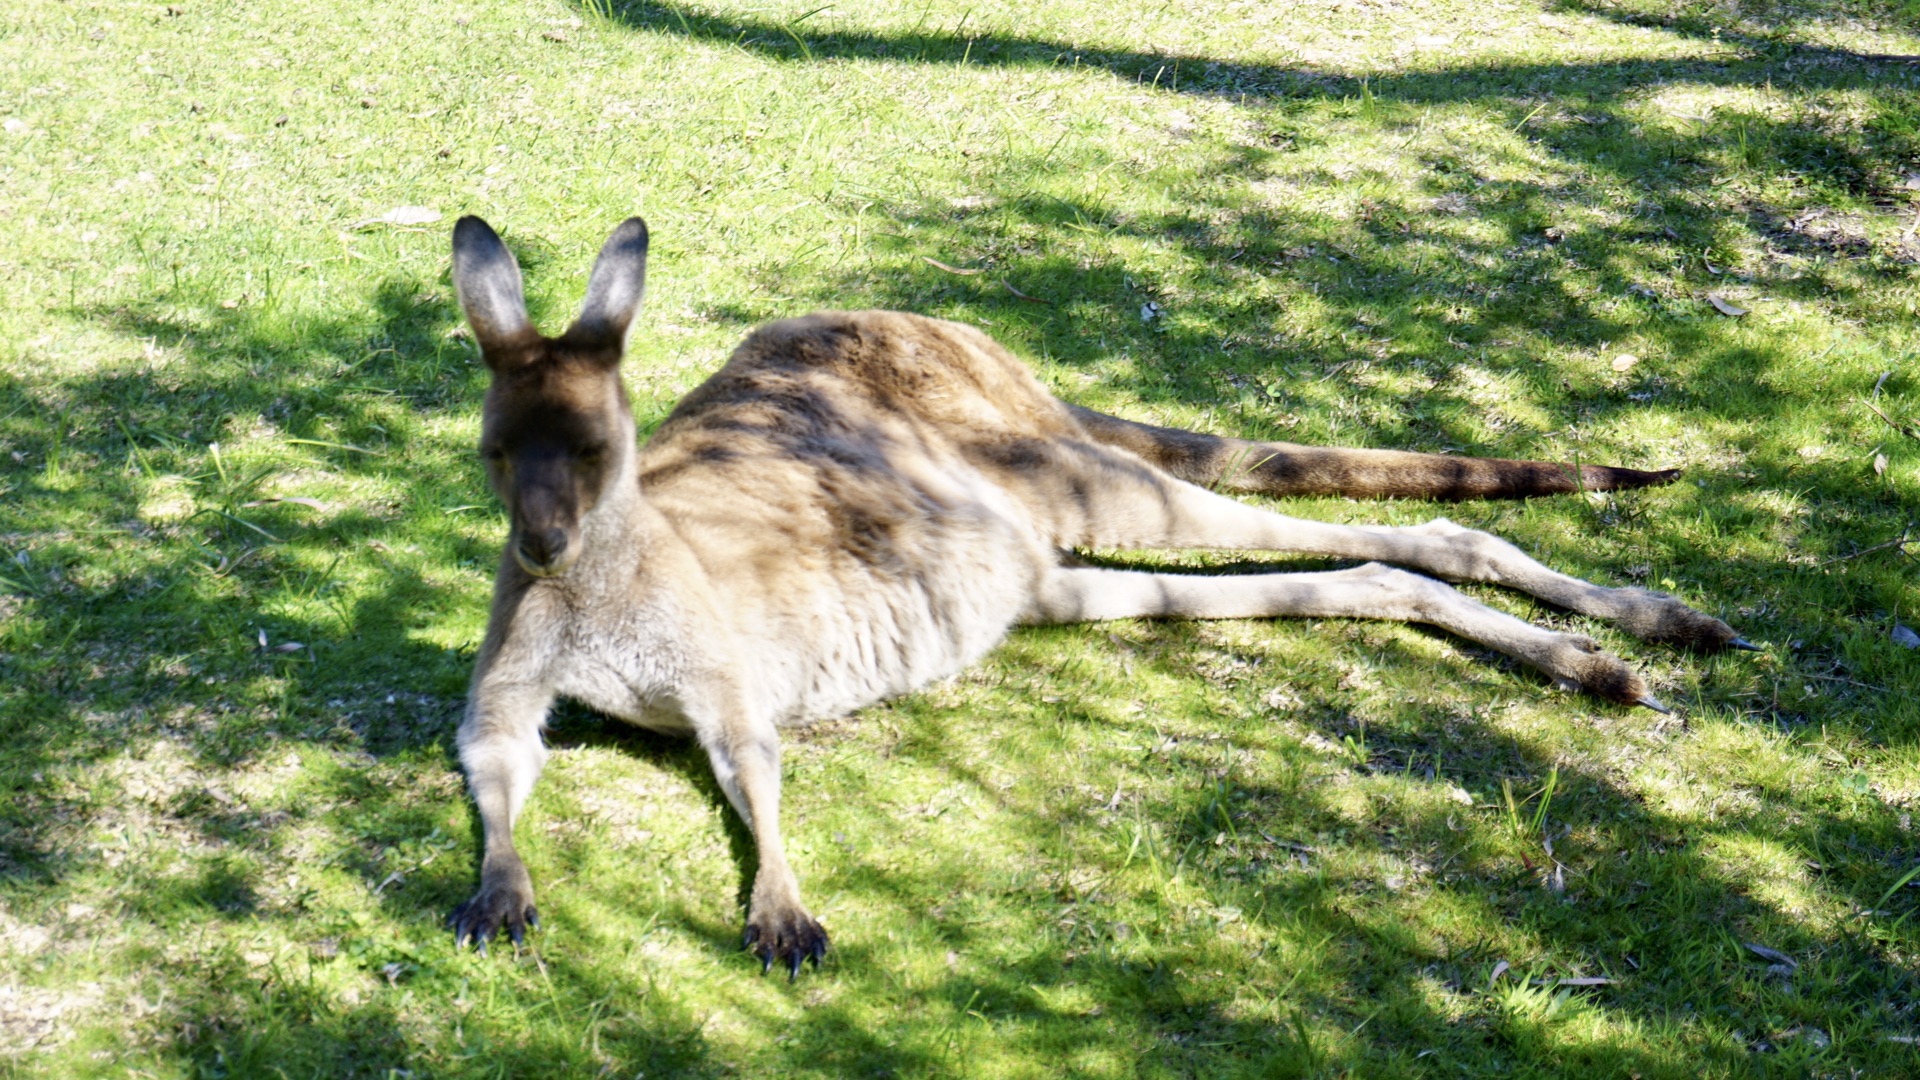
[[1032, 440, 1742, 652], [1023, 563, 1667, 709]]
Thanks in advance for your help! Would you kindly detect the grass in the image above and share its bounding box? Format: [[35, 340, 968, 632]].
[[1, 0, 1919, 1074]]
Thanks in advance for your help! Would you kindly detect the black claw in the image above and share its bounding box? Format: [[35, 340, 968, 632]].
[[526, 908, 540, 930], [743, 926, 761, 949], [761, 951, 774, 976], [809, 939, 826, 967], [1635, 694, 1672, 714], [509, 924, 525, 948], [788, 951, 803, 982], [475, 935, 489, 958], [1728, 636, 1762, 651]]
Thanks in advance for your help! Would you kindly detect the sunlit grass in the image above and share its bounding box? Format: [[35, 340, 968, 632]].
[[2, 0, 1919, 1074]]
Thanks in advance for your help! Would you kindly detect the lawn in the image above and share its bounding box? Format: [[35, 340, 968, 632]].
[[2, 0, 1919, 1075]]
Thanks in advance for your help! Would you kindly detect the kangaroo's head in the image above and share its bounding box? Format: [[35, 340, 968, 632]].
[[452, 216, 649, 579]]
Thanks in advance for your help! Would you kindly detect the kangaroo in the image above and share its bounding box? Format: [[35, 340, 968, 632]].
[[447, 215, 1751, 978]]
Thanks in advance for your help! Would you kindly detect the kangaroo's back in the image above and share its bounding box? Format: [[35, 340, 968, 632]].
[[645, 311, 1079, 457]]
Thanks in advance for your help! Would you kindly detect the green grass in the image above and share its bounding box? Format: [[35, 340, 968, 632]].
[[2, 0, 1919, 1075]]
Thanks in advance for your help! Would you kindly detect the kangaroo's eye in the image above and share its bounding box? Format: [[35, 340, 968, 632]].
[[482, 447, 506, 464], [577, 445, 607, 465]]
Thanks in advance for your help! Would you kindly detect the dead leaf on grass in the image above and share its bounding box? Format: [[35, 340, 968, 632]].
[[1892, 624, 1919, 649], [1707, 294, 1749, 317], [1744, 942, 1797, 968], [352, 206, 442, 230], [1611, 353, 1639, 373], [921, 256, 983, 276], [1002, 280, 1050, 305]]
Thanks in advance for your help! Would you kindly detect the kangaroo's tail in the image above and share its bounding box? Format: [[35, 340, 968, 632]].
[[1066, 405, 1679, 501]]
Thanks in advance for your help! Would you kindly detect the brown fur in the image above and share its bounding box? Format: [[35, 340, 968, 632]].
[[445, 216, 1746, 978], [1064, 405, 1682, 500]]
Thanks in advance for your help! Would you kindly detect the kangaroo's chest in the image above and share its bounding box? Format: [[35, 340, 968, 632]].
[[545, 595, 697, 735]]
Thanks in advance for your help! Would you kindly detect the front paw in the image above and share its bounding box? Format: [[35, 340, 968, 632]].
[[743, 901, 828, 981], [451, 859, 538, 955]]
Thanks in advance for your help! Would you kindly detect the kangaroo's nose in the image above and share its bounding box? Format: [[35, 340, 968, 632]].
[[517, 528, 570, 572]]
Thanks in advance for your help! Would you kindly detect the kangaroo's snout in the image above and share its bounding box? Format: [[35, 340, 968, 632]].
[[514, 526, 572, 576]]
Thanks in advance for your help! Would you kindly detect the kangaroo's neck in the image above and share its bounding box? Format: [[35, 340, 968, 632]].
[[557, 445, 651, 587]]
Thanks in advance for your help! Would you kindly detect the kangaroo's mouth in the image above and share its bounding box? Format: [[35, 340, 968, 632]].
[[513, 546, 575, 578], [514, 549, 564, 576]]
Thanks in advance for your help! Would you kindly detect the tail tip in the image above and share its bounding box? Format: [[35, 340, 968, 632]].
[[1582, 465, 1683, 491]]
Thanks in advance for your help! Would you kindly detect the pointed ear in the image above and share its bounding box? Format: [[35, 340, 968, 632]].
[[566, 217, 649, 354], [451, 216, 535, 358]]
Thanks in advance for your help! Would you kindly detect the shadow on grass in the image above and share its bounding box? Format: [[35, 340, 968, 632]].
[[2, 5, 1919, 1074]]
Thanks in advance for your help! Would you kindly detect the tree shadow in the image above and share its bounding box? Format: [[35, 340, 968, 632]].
[[4, 2, 1919, 1074]]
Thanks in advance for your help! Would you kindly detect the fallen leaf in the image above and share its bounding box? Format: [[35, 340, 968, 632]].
[[1744, 942, 1797, 968], [351, 206, 441, 230], [921, 256, 983, 276], [542, 29, 568, 42], [1611, 353, 1639, 373], [1002, 280, 1050, 305], [1490, 960, 1511, 984], [1893, 624, 1920, 649], [1553, 977, 1615, 987], [382, 205, 440, 226], [1704, 259, 1723, 275], [1875, 453, 1890, 476], [1707, 294, 1749, 317], [1140, 301, 1164, 322]]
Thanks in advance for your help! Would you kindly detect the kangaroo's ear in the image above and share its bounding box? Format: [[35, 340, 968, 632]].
[[566, 217, 649, 356], [451, 216, 536, 360]]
